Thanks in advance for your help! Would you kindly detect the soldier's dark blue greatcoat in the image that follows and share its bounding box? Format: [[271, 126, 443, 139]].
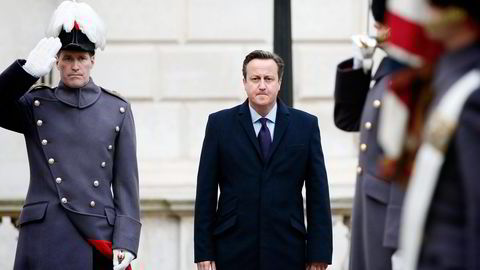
[[416, 42, 480, 270], [0, 60, 141, 270], [333, 57, 407, 270]]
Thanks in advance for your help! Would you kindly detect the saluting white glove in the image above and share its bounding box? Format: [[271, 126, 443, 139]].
[[113, 249, 135, 270], [351, 34, 377, 73], [22, 37, 62, 78]]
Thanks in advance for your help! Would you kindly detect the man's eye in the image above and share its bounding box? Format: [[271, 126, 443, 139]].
[[251, 78, 259, 82]]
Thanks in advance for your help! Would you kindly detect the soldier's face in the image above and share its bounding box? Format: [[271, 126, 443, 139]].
[[243, 59, 281, 115], [57, 50, 95, 88]]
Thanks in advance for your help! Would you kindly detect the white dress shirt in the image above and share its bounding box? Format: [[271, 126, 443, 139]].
[[249, 102, 277, 142]]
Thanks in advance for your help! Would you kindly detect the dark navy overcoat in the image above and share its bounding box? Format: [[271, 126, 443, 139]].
[[194, 100, 333, 270]]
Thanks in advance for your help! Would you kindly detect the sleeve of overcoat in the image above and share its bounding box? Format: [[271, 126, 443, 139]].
[[333, 58, 372, 131], [0, 60, 38, 133], [194, 114, 220, 263], [111, 104, 142, 257], [305, 117, 333, 264]]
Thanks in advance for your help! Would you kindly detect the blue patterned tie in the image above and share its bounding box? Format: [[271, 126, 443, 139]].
[[258, 118, 271, 160]]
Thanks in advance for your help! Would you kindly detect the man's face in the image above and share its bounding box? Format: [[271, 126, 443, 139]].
[[243, 59, 281, 112], [374, 22, 391, 44], [57, 50, 94, 88], [425, 6, 468, 46]]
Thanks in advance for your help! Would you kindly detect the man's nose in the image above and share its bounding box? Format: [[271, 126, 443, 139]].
[[259, 79, 267, 90], [72, 60, 80, 70]]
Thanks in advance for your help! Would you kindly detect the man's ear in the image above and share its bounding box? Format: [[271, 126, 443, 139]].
[[91, 55, 95, 66]]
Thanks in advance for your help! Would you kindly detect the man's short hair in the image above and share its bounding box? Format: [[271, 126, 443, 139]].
[[242, 50, 285, 80]]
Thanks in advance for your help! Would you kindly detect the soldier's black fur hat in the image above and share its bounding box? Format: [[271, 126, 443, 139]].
[[371, 0, 387, 23]]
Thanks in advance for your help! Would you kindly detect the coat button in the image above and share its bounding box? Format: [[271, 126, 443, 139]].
[[364, 122, 372, 130], [373, 99, 381, 108], [93, 180, 99, 187], [356, 166, 363, 175], [61, 197, 68, 204], [48, 158, 55, 165], [36, 120, 43, 126], [34, 100, 41, 107], [41, 139, 48, 146], [119, 107, 125, 113], [56, 177, 62, 184], [360, 143, 368, 152], [115, 126, 120, 132], [101, 162, 106, 168], [108, 145, 113, 151], [90, 201, 96, 207]]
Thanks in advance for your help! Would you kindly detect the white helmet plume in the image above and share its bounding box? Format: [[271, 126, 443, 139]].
[[46, 0, 106, 50]]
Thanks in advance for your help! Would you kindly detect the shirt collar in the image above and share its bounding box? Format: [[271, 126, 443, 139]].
[[249, 102, 277, 124]]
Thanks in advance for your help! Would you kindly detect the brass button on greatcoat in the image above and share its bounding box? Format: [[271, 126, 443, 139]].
[[90, 201, 96, 207], [61, 197, 68, 204], [93, 180, 99, 187], [119, 107, 125, 113], [41, 139, 48, 146], [34, 100, 41, 107], [101, 162, 106, 168], [373, 99, 381, 108], [360, 143, 368, 152], [115, 126, 120, 132], [37, 120, 43, 126], [356, 166, 363, 175], [364, 122, 372, 130], [56, 177, 62, 184], [108, 145, 113, 151], [48, 158, 55, 165]]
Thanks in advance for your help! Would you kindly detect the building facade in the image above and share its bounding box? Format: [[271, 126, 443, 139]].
[[0, 0, 373, 269]]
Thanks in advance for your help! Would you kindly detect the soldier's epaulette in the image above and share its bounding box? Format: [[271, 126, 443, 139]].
[[28, 83, 54, 93], [101, 88, 129, 103]]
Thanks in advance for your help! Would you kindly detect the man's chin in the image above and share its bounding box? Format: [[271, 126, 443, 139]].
[[64, 80, 87, 88]]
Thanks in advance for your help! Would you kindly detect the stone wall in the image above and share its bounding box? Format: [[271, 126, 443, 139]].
[[0, 0, 373, 269]]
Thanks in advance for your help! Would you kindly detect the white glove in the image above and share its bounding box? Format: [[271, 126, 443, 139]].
[[23, 37, 62, 78], [351, 34, 377, 73], [113, 249, 135, 270]]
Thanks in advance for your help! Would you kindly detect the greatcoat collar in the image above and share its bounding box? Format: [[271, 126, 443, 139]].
[[55, 78, 101, 108]]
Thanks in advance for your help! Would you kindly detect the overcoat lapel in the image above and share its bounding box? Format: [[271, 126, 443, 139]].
[[266, 100, 290, 163], [237, 100, 263, 161]]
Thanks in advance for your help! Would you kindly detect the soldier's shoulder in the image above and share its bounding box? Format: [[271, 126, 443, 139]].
[[28, 83, 54, 93], [27, 84, 56, 99], [101, 88, 129, 104]]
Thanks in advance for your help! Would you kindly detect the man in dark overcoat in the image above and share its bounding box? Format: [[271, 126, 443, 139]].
[[396, 0, 480, 269], [194, 50, 333, 270], [333, 0, 408, 269], [0, 1, 141, 269]]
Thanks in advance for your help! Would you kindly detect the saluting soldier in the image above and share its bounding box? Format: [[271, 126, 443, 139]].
[[0, 1, 140, 269], [395, 0, 480, 269], [333, 0, 408, 269]]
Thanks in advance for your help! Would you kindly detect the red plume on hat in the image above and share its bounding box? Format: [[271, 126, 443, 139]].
[[46, 0, 106, 51], [378, 0, 443, 161]]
